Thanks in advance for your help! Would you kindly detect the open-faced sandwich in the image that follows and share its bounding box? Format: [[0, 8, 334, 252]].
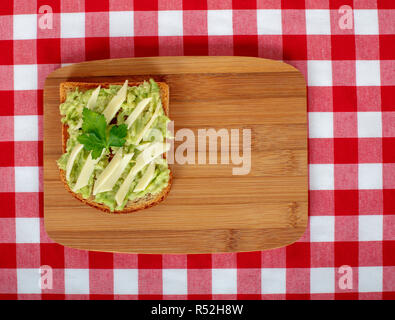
[[57, 79, 172, 213]]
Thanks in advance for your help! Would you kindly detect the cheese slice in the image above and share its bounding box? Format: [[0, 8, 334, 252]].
[[115, 142, 170, 206], [92, 148, 123, 195], [65, 144, 84, 181], [125, 97, 152, 129], [133, 162, 155, 192], [102, 80, 128, 123], [86, 85, 101, 110], [133, 102, 161, 145], [94, 151, 134, 194], [73, 151, 103, 191]]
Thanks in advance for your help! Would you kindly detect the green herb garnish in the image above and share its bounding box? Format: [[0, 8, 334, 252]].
[[77, 108, 127, 159]]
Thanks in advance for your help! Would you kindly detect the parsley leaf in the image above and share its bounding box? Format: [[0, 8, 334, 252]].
[[77, 108, 127, 159], [108, 124, 127, 147]]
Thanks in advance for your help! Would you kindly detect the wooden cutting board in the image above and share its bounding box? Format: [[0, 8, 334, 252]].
[[44, 56, 307, 254]]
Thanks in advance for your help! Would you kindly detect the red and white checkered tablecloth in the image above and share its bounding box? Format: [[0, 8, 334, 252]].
[[0, 0, 394, 300]]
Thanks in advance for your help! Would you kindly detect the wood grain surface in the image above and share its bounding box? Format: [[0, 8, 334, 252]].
[[43, 56, 307, 254]]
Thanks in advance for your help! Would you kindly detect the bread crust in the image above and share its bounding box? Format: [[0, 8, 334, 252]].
[[59, 81, 172, 214]]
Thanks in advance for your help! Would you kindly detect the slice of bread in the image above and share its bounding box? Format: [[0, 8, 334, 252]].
[[59, 81, 172, 214]]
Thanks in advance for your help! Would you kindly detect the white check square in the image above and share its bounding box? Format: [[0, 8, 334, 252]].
[[15, 218, 40, 243], [257, 10, 282, 35], [309, 112, 333, 138], [109, 11, 133, 37], [17, 268, 41, 294], [311, 268, 335, 293], [208, 10, 233, 36], [261, 268, 286, 294], [309, 164, 334, 190], [14, 115, 38, 141], [357, 112, 382, 138], [359, 267, 382, 292], [359, 215, 383, 241], [356, 60, 381, 86], [113, 269, 138, 294], [158, 11, 183, 36], [305, 10, 331, 35], [163, 269, 187, 295], [212, 269, 237, 294], [308, 61, 332, 86], [354, 9, 379, 35], [310, 216, 334, 242], [14, 65, 38, 90], [61, 13, 85, 38], [358, 163, 383, 190], [15, 166, 39, 192], [65, 269, 89, 294], [13, 14, 37, 40]]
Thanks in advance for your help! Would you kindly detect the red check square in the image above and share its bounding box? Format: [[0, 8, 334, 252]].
[[0, 193, 15, 218], [383, 241, 395, 266], [134, 0, 158, 11], [380, 35, 395, 59], [233, 35, 258, 56], [331, 35, 355, 60], [335, 190, 359, 215], [282, 0, 306, 9], [89, 251, 114, 269], [134, 37, 159, 57], [384, 190, 395, 215], [335, 242, 358, 267], [283, 35, 307, 60], [0, 244, 16, 268], [381, 86, 395, 111], [383, 138, 395, 163], [0, 40, 13, 64], [183, 36, 208, 56], [183, 0, 207, 10], [40, 243, 65, 269], [334, 138, 358, 163], [286, 242, 310, 268], [237, 251, 261, 268], [85, 38, 110, 61], [138, 254, 162, 268], [187, 254, 211, 268], [0, 142, 14, 166], [232, 0, 257, 9], [37, 39, 61, 64], [85, 0, 109, 12]]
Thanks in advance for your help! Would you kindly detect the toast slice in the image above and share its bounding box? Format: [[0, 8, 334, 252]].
[[58, 81, 172, 214]]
